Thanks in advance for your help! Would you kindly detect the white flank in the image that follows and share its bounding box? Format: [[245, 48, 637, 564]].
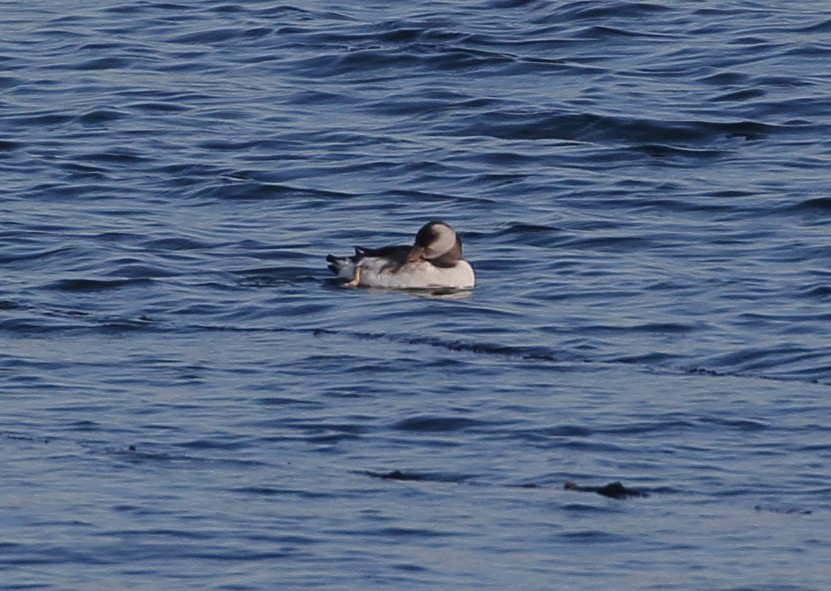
[[356, 257, 475, 289]]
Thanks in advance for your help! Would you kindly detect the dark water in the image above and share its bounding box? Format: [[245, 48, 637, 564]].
[[2, 1, 831, 589]]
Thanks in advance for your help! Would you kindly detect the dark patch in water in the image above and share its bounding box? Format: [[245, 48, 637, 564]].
[[564, 481, 649, 499], [363, 469, 472, 484], [754, 504, 812, 516], [393, 416, 482, 432], [365, 470, 426, 482], [48, 278, 153, 292], [788, 197, 831, 212]]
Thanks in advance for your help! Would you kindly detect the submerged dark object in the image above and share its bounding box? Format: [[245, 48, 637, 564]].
[[564, 480, 648, 499]]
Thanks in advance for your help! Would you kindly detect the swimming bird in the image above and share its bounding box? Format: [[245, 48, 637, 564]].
[[326, 221, 475, 289]]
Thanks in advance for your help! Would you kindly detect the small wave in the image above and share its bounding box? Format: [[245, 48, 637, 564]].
[[0, 75, 22, 89], [786, 197, 831, 212], [128, 101, 189, 113], [754, 504, 812, 516], [194, 180, 349, 202], [84, 149, 149, 164], [495, 222, 561, 235], [711, 88, 767, 103], [0, 246, 73, 264], [76, 108, 128, 125], [105, 263, 176, 279], [560, 530, 632, 543], [595, 322, 695, 335], [799, 284, 831, 300], [141, 237, 212, 251], [363, 469, 472, 484], [171, 28, 252, 45], [306, 328, 831, 388], [633, 144, 726, 158], [699, 416, 769, 431], [235, 266, 320, 286], [460, 108, 790, 146], [599, 419, 695, 435], [76, 57, 131, 71], [550, 1, 672, 22], [489, 222, 564, 248], [47, 278, 153, 292], [8, 111, 74, 126], [575, 24, 673, 39], [393, 415, 484, 433], [233, 486, 334, 500], [561, 234, 655, 252], [697, 71, 752, 86], [797, 16, 831, 33]]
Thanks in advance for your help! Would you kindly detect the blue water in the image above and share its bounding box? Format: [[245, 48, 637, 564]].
[[2, 1, 831, 589]]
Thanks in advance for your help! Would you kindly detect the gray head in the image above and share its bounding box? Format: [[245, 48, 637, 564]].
[[407, 221, 464, 267]]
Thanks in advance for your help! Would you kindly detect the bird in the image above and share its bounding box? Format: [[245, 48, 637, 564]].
[[326, 221, 475, 289]]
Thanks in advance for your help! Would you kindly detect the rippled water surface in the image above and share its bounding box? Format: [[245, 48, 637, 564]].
[[3, 1, 831, 589]]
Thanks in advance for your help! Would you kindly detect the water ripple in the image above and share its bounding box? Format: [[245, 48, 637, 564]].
[[3, 2, 831, 589]]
